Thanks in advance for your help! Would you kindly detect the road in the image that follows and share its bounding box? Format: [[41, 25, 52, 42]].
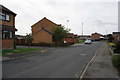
[[2, 42, 103, 78]]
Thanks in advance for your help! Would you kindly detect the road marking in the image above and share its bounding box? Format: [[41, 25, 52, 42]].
[[71, 44, 84, 46], [41, 50, 46, 53], [80, 54, 86, 56], [79, 43, 105, 80]]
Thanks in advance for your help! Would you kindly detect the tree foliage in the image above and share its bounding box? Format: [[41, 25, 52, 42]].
[[26, 33, 33, 48], [107, 34, 114, 42], [52, 26, 70, 44]]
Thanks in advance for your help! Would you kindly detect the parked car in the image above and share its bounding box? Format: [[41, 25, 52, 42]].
[[84, 40, 92, 44]]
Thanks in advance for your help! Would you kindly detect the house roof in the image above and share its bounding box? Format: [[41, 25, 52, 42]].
[[78, 35, 91, 37], [31, 17, 60, 28], [92, 32, 103, 36], [66, 33, 74, 38], [0, 5, 16, 16], [74, 34, 78, 38], [113, 32, 120, 34]]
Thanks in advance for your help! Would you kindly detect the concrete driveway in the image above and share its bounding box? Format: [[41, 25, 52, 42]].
[[2, 41, 103, 78]]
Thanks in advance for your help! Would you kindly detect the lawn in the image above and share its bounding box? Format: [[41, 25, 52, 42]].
[[2, 48, 43, 56]]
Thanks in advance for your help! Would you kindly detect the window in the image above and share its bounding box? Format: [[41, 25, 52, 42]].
[[6, 15, 10, 21], [0, 12, 10, 21], [0, 12, 5, 20], [2, 31, 13, 39], [9, 31, 12, 38]]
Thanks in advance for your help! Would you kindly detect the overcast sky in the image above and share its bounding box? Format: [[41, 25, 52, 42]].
[[1, 0, 119, 35]]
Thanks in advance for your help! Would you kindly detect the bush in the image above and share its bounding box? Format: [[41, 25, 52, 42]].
[[107, 34, 114, 42], [112, 55, 120, 70], [114, 41, 120, 53]]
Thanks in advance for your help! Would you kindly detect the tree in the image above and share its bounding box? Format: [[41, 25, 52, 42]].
[[107, 34, 114, 42], [52, 26, 70, 45], [26, 33, 33, 48]]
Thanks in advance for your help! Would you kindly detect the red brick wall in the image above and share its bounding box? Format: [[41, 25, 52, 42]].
[[91, 33, 100, 40], [32, 30, 53, 44], [63, 37, 74, 44], [2, 39, 14, 49], [74, 38, 79, 43]]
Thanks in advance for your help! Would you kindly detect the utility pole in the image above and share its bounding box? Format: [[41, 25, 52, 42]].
[[106, 29, 107, 36], [82, 22, 83, 35], [67, 20, 69, 28]]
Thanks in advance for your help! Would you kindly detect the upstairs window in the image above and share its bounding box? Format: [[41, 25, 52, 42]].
[[6, 15, 10, 21], [0, 12, 10, 21], [0, 13, 5, 20]]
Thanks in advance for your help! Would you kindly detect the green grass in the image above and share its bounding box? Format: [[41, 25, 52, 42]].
[[2, 48, 43, 56], [112, 55, 120, 71]]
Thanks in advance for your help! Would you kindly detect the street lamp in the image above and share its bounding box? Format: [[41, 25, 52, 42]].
[[82, 22, 83, 35], [67, 20, 69, 28]]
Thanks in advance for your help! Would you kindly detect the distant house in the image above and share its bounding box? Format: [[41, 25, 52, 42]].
[[112, 32, 120, 42], [73, 34, 79, 43], [0, 5, 17, 49], [91, 33, 104, 41], [63, 33, 74, 44], [78, 35, 91, 40], [31, 17, 60, 45], [15, 35, 27, 45]]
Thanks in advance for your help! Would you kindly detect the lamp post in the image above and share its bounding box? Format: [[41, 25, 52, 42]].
[[67, 20, 69, 28], [82, 22, 83, 35]]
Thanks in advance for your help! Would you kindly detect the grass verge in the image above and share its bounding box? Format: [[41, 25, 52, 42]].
[[2, 48, 43, 56], [112, 55, 120, 71]]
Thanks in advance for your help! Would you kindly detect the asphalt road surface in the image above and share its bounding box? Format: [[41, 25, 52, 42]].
[[2, 41, 103, 78]]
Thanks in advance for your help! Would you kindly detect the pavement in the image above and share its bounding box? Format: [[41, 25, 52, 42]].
[[82, 42, 120, 79], [2, 41, 102, 78]]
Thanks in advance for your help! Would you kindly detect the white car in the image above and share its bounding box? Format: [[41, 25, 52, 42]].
[[84, 40, 92, 44]]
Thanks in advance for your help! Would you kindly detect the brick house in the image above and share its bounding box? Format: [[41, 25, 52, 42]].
[[63, 33, 74, 44], [73, 34, 79, 43], [15, 35, 27, 45], [112, 32, 120, 42], [31, 17, 61, 45], [0, 5, 17, 49], [78, 35, 91, 40], [91, 33, 101, 41]]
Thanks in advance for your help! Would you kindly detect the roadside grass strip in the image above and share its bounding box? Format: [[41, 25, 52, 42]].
[[2, 48, 43, 56]]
